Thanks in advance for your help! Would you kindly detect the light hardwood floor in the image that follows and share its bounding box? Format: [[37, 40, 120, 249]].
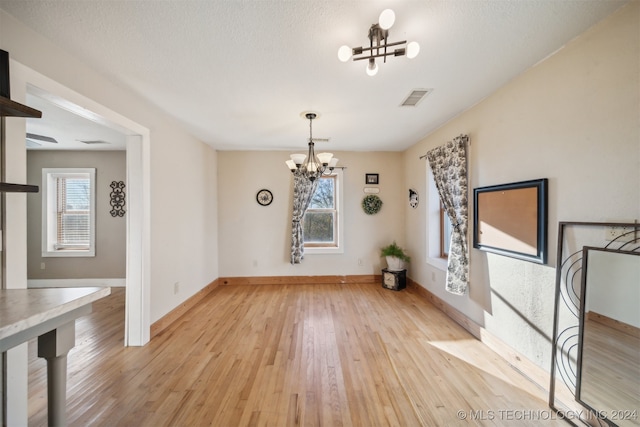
[[28, 283, 561, 426], [580, 316, 640, 426]]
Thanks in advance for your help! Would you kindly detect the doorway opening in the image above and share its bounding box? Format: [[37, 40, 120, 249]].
[[18, 64, 150, 346]]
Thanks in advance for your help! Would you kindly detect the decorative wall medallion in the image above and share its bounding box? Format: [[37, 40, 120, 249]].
[[256, 189, 273, 206], [409, 188, 418, 208], [110, 181, 126, 217], [362, 194, 382, 215]]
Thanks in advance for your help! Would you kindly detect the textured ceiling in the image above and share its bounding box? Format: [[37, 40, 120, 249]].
[[0, 0, 628, 152]]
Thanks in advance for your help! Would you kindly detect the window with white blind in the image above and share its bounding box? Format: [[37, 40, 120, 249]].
[[42, 168, 96, 257]]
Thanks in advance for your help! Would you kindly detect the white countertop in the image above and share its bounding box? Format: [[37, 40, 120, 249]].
[[0, 287, 111, 342]]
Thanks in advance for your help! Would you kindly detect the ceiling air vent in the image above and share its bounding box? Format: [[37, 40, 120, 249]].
[[400, 89, 432, 107], [26, 133, 58, 144]]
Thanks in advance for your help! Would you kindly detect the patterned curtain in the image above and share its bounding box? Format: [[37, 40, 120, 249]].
[[426, 134, 469, 295], [290, 174, 320, 264]]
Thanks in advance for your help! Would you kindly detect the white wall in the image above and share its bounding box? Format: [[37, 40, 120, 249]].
[[150, 129, 218, 319], [403, 2, 639, 370], [217, 151, 405, 277], [585, 249, 640, 328]]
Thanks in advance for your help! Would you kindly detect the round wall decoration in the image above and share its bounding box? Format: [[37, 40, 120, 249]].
[[362, 194, 382, 215], [256, 189, 273, 206], [409, 188, 419, 209]]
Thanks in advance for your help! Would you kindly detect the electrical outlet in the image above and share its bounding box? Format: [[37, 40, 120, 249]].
[[174, 282, 180, 294], [605, 225, 637, 242], [40, 262, 46, 270], [358, 258, 363, 266]]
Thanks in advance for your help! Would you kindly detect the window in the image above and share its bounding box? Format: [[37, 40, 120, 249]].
[[440, 203, 452, 258], [42, 168, 96, 257], [303, 171, 343, 253], [427, 167, 447, 270], [304, 175, 336, 246]]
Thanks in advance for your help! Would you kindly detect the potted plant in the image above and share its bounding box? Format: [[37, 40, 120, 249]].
[[380, 241, 411, 271]]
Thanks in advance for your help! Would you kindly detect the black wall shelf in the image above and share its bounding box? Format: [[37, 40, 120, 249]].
[[0, 96, 42, 118], [0, 183, 39, 193]]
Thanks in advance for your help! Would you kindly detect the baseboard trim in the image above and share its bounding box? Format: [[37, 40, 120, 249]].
[[219, 275, 381, 286], [407, 278, 482, 338], [27, 278, 126, 288], [478, 328, 551, 394], [587, 310, 640, 339], [150, 279, 221, 338], [407, 278, 550, 394]]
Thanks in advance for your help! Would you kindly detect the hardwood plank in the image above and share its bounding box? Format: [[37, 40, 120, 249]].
[[29, 284, 561, 426], [580, 316, 640, 425], [150, 279, 220, 338], [587, 310, 640, 339]]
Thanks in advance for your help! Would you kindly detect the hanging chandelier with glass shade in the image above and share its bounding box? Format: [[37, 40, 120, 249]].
[[337, 9, 419, 76], [285, 112, 339, 182]]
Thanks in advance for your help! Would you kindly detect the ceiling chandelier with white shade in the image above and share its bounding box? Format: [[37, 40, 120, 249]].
[[286, 112, 339, 182], [338, 9, 420, 76]]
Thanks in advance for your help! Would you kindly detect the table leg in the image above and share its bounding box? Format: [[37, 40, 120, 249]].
[[38, 322, 76, 427]]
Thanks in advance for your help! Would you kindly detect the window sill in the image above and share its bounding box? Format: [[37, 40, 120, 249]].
[[304, 246, 344, 255], [426, 256, 448, 272], [42, 249, 95, 258]]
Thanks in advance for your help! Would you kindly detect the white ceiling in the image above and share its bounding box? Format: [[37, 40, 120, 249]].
[[0, 0, 628, 152]]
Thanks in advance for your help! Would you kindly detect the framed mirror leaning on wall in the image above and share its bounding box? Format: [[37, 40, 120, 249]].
[[577, 247, 639, 426], [550, 222, 640, 427]]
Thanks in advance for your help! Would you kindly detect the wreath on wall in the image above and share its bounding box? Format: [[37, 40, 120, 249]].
[[362, 194, 383, 215]]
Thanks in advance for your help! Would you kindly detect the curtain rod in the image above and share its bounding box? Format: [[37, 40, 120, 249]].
[[418, 134, 470, 160]]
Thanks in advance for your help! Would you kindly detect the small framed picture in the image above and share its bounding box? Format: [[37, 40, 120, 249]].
[[365, 173, 379, 185]]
